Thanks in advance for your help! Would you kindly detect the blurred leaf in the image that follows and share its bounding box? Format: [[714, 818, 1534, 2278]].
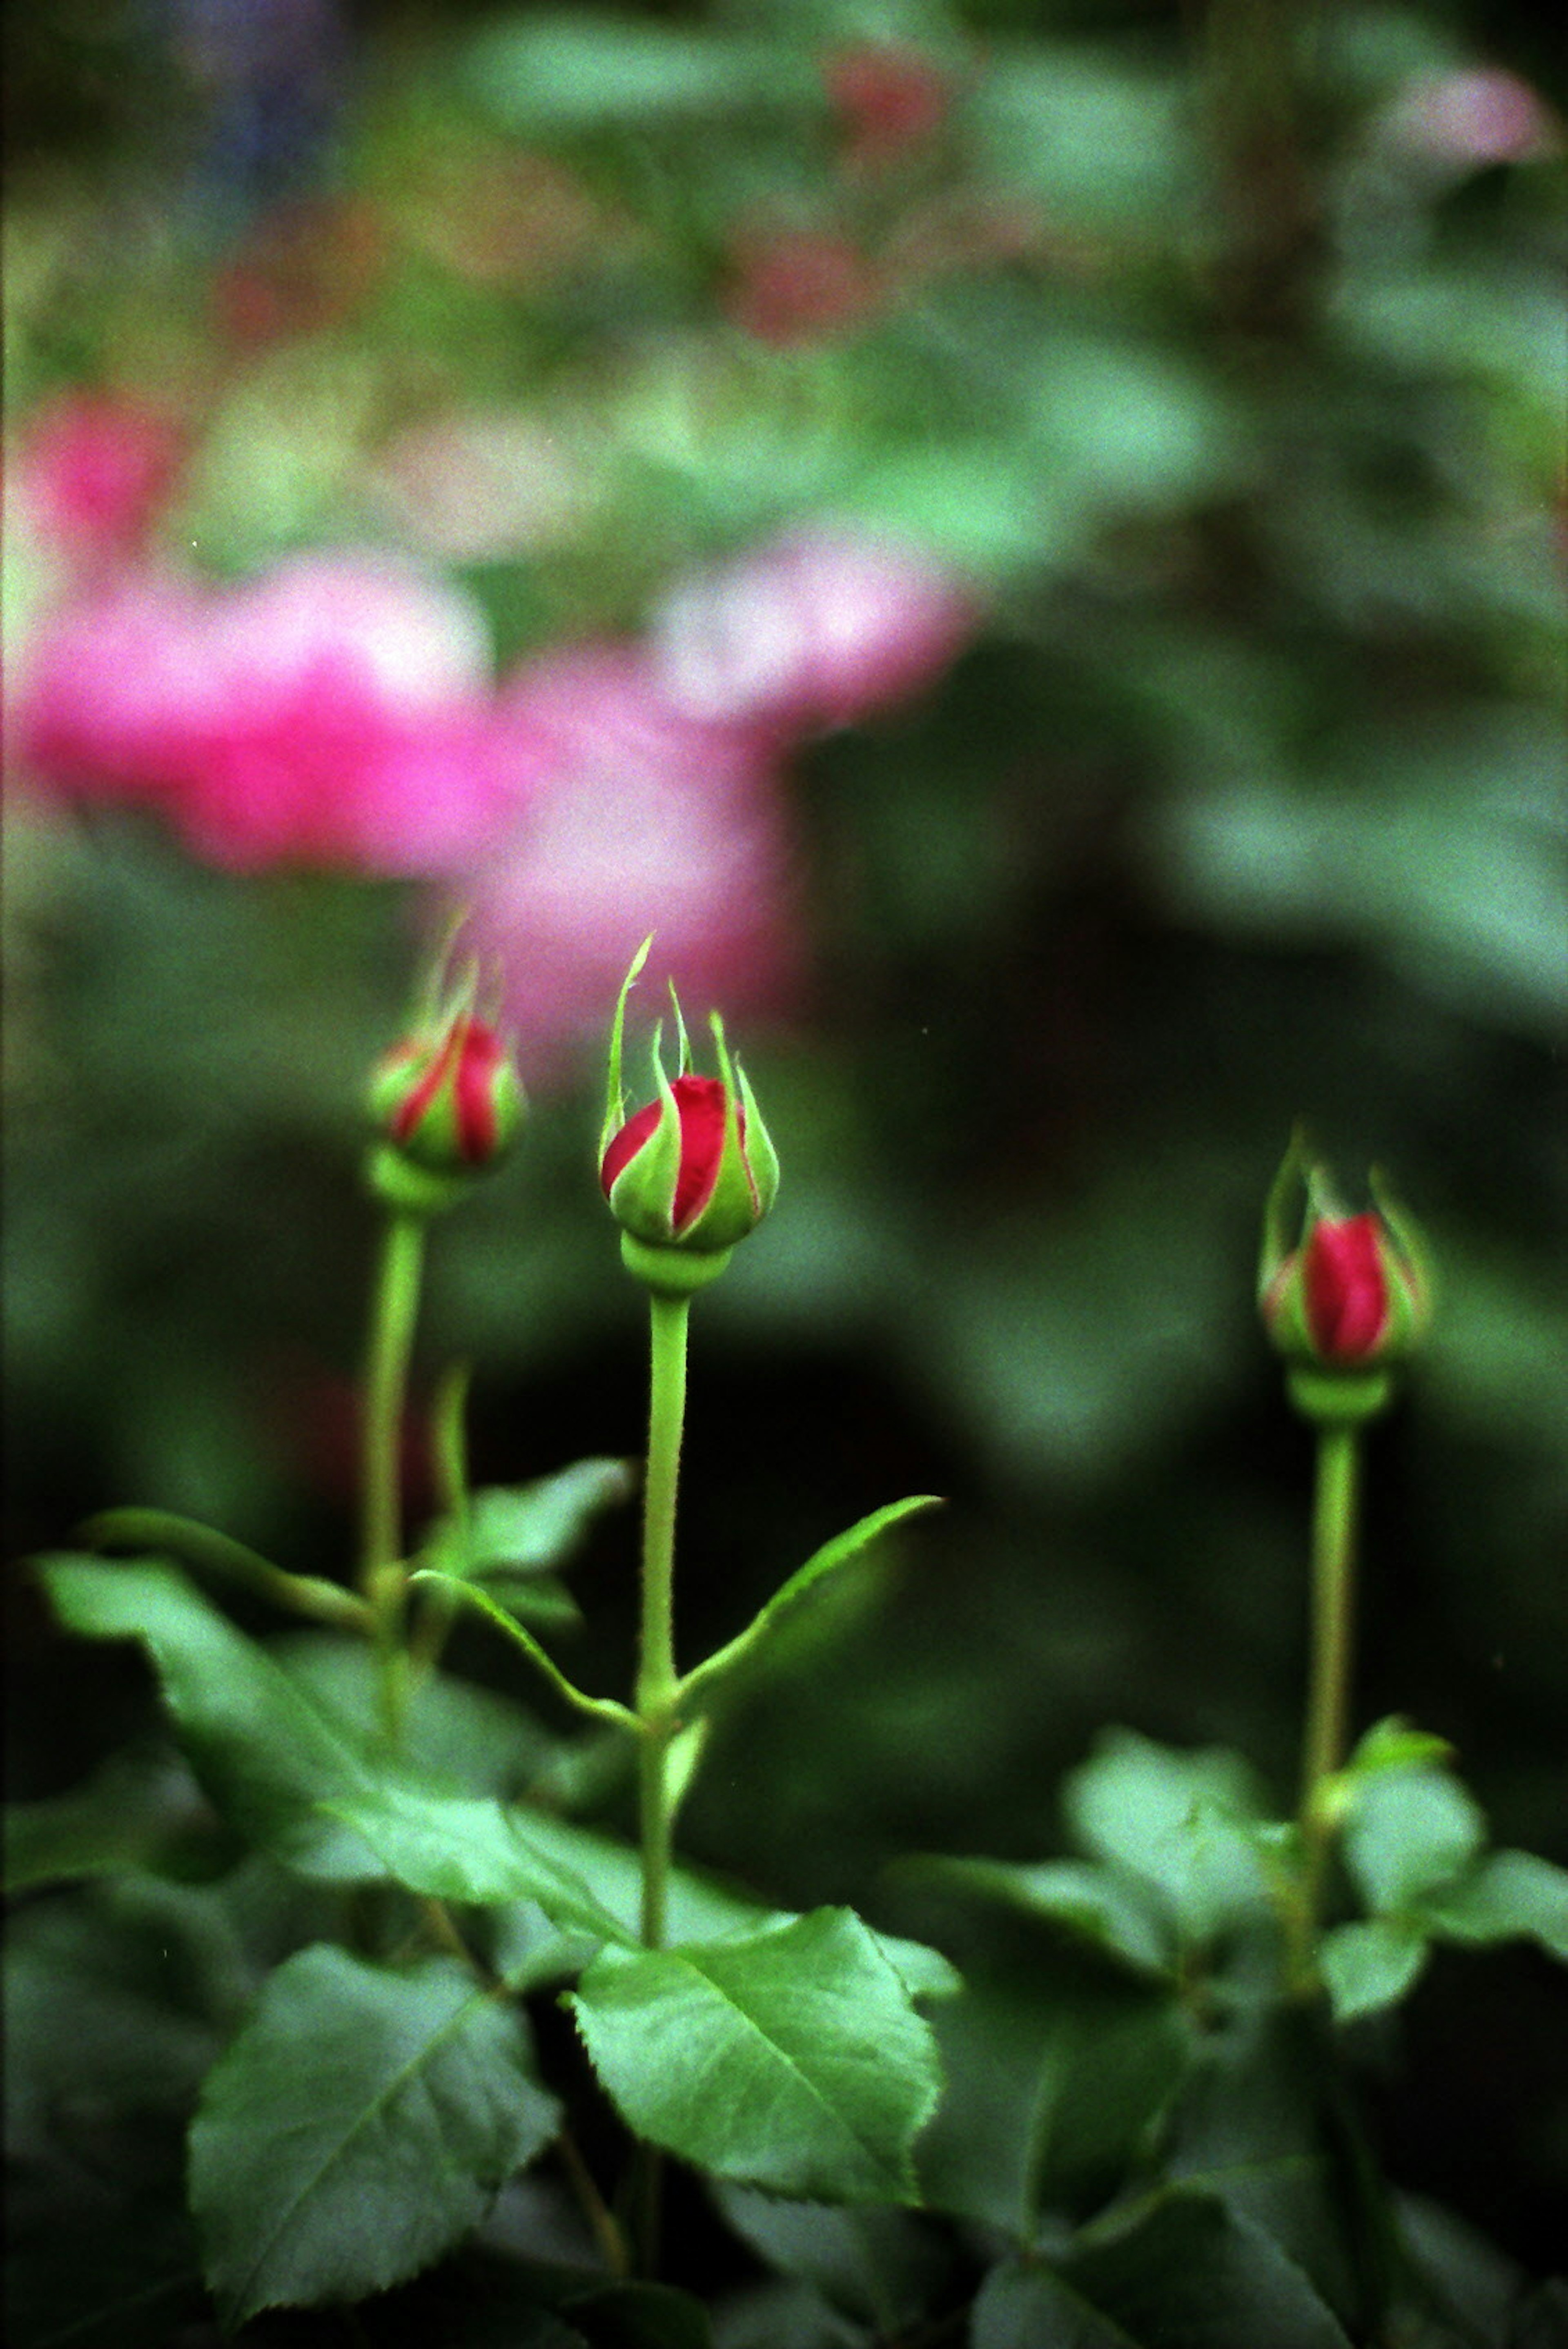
[[713, 2186, 951, 2335], [189, 1945, 560, 2327], [1164, 2002, 1388, 2325], [4, 1746, 214, 1893], [569, 1909, 942, 2202], [543, 2276, 716, 2349], [319, 1783, 637, 1943], [463, 13, 802, 130], [1149, 727, 1568, 1035], [1342, 1767, 1488, 1917], [269, 1633, 564, 1796], [5, 1875, 241, 2150], [972, 47, 1194, 227], [420, 1458, 636, 1581], [1414, 1850, 1568, 1964], [1064, 1729, 1273, 1944], [973, 2191, 1354, 2347], [1320, 1917, 1431, 2022], [904, 1854, 1171, 1976], [37, 1556, 384, 1873], [918, 1968, 1189, 2232]]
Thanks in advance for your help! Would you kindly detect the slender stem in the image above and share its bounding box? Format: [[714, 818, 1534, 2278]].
[[359, 1209, 428, 1741], [408, 1361, 471, 1679], [636, 1291, 689, 1952], [1293, 1420, 1361, 1981], [631, 1289, 690, 2280], [555, 2129, 631, 2280]]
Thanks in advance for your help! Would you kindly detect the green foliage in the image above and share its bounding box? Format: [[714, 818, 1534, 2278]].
[[570, 1910, 944, 2201], [972, 2193, 1356, 2349], [189, 1945, 561, 2325], [7, 0, 1568, 2336]]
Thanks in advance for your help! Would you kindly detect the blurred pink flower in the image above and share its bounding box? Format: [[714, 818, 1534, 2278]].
[[1380, 67, 1559, 174], [458, 643, 802, 1083], [649, 526, 975, 735], [13, 552, 522, 874], [11, 392, 185, 566]]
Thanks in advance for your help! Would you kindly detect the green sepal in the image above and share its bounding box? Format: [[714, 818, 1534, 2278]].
[[1285, 1369, 1393, 1425], [363, 1143, 469, 1218], [601, 935, 654, 1158], [619, 1232, 735, 1296]]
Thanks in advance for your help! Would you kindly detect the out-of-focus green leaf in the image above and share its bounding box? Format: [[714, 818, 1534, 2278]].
[[918, 1968, 1189, 2232], [1064, 1728, 1273, 1943], [462, 13, 803, 130], [973, 2191, 1354, 2347], [712, 2185, 951, 2336], [37, 1556, 384, 1873], [319, 1784, 636, 1942], [1342, 1766, 1488, 1916], [419, 1458, 635, 1581], [569, 1909, 942, 2202], [3, 1747, 215, 1892], [903, 1854, 1170, 1975], [189, 1944, 559, 2326], [972, 48, 1195, 226], [1320, 1917, 1431, 2022], [268, 1633, 566, 1793], [1415, 1850, 1568, 1964]]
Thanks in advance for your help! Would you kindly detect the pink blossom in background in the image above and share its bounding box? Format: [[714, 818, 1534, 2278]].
[[458, 643, 802, 1084], [1379, 67, 1559, 175], [13, 553, 523, 874], [649, 526, 976, 735], [10, 393, 185, 567]]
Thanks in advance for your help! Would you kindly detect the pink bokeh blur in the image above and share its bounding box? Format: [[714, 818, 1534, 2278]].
[[10, 398, 976, 1077]]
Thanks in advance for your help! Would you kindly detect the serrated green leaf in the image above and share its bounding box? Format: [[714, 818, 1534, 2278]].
[[1320, 1918, 1432, 2022], [569, 1909, 943, 2203], [1414, 1849, 1568, 1962], [189, 1946, 560, 2326], [1342, 1767, 1487, 1916], [975, 2191, 1355, 2349], [678, 1496, 942, 1715], [37, 1556, 383, 1872], [1064, 1730, 1272, 1943]]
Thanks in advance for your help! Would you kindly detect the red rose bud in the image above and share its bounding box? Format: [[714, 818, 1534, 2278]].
[[1259, 1137, 1430, 1420], [366, 993, 523, 1214], [599, 940, 778, 1295]]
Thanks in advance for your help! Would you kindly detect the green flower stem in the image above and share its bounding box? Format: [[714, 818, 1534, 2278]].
[[360, 1209, 428, 1741], [636, 1291, 690, 1953], [630, 1288, 690, 2281], [408, 1362, 471, 1680], [1292, 1419, 1361, 1984]]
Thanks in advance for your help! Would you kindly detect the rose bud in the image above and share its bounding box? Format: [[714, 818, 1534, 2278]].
[[1259, 1137, 1430, 1419], [366, 988, 523, 1214], [599, 941, 778, 1296]]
